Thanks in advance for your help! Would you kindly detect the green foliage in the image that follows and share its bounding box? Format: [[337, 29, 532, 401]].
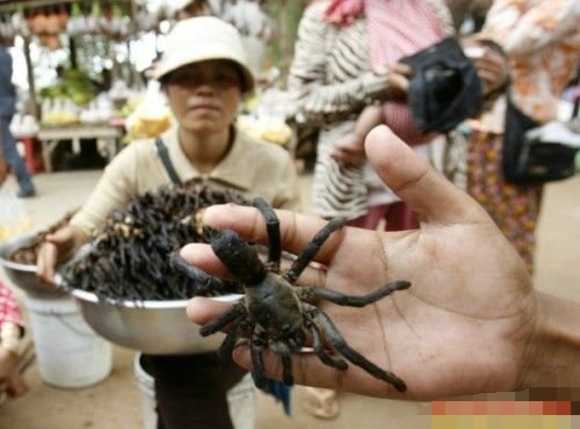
[[264, 0, 308, 82]]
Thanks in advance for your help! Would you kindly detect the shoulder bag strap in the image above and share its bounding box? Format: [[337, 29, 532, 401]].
[[155, 137, 182, 186]]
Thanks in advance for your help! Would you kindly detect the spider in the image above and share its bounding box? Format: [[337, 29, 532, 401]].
[[171, 197, 411, 392]]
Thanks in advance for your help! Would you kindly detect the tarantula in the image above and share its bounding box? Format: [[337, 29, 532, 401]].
[[171, 197, 411, 392]]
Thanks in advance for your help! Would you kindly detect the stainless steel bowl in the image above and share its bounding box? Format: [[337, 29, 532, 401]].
[[0, 231, 66, 297], [71, 289, 242, 355]]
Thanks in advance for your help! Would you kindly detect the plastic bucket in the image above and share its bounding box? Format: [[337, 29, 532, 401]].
[[133, 353, 255, 429], [24, 295, 112, 388], [226, 372, 256, 429], [133, 354, 157, 429]]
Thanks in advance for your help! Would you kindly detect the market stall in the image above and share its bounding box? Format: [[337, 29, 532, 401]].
[[1, 0, 306, 172], [0, 0, 160, 171]]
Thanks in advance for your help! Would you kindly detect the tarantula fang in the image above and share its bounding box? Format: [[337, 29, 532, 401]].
[[172, 197, 411, 392]]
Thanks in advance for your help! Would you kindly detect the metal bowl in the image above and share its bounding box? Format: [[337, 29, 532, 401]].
[[71, 289, 242, 355], [0, 231, 66, 297]]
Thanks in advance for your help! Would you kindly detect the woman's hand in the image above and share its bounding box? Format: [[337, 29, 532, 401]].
[[183, 126, 538, 400], [385, 63, 411, 101], [36, 225, 88, 284], [463, 37, 510, 97], [330, 133, 366, 166]]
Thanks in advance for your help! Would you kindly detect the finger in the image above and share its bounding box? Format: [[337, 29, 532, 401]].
[[180, 243, 328, 287], [365, 125, 487, 225], [180, 243, 231, 278], [202, 205, 337, 259], [392, 62, 412, 75], [36, 243, 57, 282], [186, 296, 233, 325]]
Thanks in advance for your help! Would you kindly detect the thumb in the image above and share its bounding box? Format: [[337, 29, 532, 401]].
[[365, 125, 484, 225]]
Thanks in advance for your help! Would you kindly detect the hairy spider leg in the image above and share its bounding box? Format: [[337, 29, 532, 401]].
[[217, 320, 248, 361], [312, 308, 407, 392], [284, 217, 347, 284], [251, 335, 268, 389], [199, 303, 246, 336], [301, 281, 411, 307], [276, 342, 295, 385], [253, 197, 282, 272], [169, 252, 241, 295], [212, 230, 268, 285], [307, 315, 348, 370]]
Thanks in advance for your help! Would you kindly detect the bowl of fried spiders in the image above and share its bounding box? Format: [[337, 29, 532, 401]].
[[61, 181, 248, 355], [69, 288, 241, 355]]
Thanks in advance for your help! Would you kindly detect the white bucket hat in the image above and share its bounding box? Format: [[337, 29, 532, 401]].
[[155, 16, 255, 93]]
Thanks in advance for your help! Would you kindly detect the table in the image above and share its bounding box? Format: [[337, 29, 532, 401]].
[[37, 124, 124, 172]]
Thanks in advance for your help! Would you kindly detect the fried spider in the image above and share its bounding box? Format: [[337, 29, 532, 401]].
[[171, 197, 411, 392]]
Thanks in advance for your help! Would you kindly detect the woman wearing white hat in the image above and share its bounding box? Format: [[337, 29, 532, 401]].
[[37, 16, 300, 429]]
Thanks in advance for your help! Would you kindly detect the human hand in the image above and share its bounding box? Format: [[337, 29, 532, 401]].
[[0, 348, 28, 399], [36, 225, 88, 284], [463, 37, 509, 97], [385, 63, 411, 101], [183, 125, 536, 400], [330, 133, 366, 166]]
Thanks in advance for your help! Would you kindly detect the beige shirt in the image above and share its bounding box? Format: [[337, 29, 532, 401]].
[[70, 126, 301, 235]]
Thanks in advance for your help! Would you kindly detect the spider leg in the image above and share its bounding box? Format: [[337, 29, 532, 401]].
[[199, 303, 246, 336], [212, 230, 267, 285], [308, 319, 348, 370], [169, 252, 241, 295], [272, 341, 295, 385], [298, 281, 411, 307], [284, 217, 346, 283], [217, 320, 250, 362], [253, 197, 281, 272], [312, 308, 407, 392], [250, 335, 268, 389]]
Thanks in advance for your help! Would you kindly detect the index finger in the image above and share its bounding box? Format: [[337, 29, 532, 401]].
[[202, 205, 342, 264]]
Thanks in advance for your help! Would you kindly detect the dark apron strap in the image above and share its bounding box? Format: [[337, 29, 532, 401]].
[[155, 137, 182, 186]]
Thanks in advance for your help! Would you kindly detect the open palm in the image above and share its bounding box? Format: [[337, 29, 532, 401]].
[[184, 126, 536, 400]]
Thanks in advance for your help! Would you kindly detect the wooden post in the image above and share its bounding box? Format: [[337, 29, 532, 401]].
[[22, 35, 38, 119]]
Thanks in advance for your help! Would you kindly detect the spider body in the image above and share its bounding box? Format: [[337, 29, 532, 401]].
[[172, 197, 411, 392]]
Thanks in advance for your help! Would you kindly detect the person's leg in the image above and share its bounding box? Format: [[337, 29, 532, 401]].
[[143, 353, 246, 429], [0, 116, 35, 197], [466, 130, 541, 273]]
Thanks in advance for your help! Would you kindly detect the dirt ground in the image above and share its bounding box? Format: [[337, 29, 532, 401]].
[[0, 168, 579, 429]]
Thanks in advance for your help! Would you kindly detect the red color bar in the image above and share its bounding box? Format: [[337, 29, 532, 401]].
[[431, 401, 574, 415]]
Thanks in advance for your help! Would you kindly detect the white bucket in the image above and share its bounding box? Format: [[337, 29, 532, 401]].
[[133, 353, 256, 429], [25, 295, 112, 389], [133, 354, 156, 429], [226, 372, 256, 429]]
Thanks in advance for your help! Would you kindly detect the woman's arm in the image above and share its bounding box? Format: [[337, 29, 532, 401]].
[[286, 2, 403, 126]]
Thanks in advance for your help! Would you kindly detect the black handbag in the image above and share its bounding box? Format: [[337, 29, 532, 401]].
[[401, 37, 483, 133], [502, 97, 579, 185]]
